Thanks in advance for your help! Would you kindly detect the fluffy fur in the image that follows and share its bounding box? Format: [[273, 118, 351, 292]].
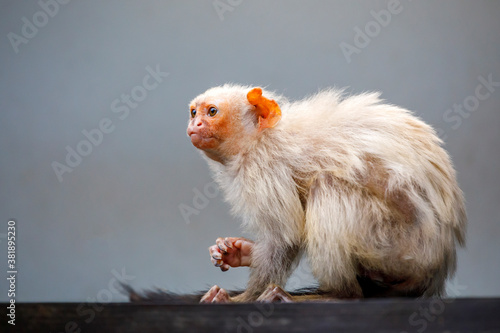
[[188, 84, 466, 300]]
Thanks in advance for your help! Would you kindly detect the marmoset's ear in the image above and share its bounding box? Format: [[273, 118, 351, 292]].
[[247, 88, 282, 131]]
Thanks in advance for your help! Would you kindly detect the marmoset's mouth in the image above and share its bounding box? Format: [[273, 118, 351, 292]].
[[189, 133, 217, 150]]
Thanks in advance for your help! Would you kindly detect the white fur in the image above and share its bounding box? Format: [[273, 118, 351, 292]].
[[192, 84, 466, 298]]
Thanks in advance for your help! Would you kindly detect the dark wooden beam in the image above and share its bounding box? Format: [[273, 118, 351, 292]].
[[2, 298, 499, 332]]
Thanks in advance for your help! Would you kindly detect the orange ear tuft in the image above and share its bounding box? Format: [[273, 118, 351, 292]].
[[247, 88, 282, 131]]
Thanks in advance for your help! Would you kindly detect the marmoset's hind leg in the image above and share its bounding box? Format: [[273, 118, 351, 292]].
[[304, 172, 445, 299], [304, 174, 368, 298]]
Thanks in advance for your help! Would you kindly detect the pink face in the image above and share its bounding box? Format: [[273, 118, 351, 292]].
[[187, 99, 240, 158], [187, 101, 220, 151]]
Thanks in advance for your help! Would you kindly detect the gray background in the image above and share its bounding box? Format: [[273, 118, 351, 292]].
[[1, 0, 499, 302]]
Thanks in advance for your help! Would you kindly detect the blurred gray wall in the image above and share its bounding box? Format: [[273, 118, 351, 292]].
[[0, 0, 499, 303]]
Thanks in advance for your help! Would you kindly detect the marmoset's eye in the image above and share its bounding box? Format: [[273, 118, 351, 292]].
[[208, 107, 218, 117]]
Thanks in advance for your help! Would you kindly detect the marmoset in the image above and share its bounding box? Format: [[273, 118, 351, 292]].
[[186, 84, 466, 303]]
